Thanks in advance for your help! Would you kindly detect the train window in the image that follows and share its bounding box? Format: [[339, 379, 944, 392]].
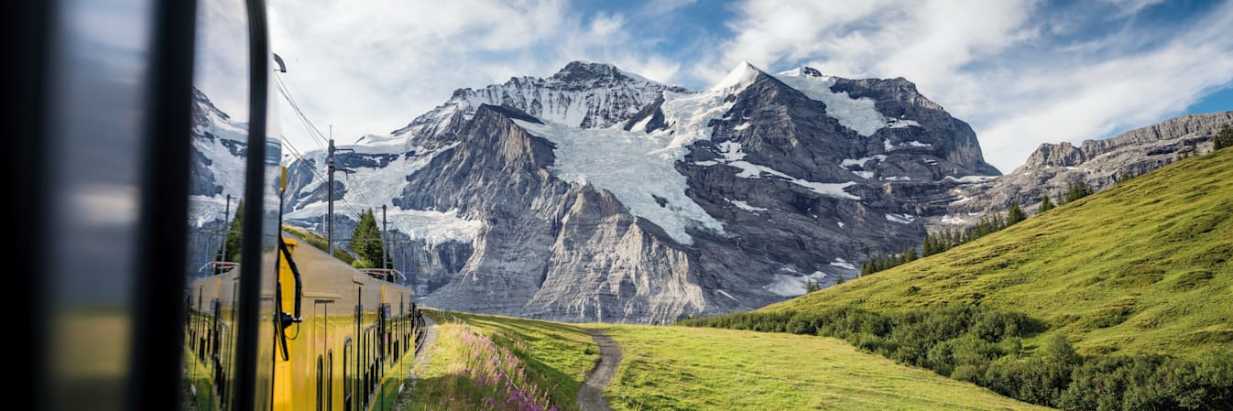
[[327, 350, 335, 411], [343, 338, 352, 411], [316, 355, 324, 411]]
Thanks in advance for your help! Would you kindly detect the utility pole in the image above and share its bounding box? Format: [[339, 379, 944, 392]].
[[220, 194, 231, 265], [327, 137, 334, 257], [382, 204, 389, 270], [324, 125, 353, 258]]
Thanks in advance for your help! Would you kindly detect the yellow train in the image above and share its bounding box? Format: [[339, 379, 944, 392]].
[[185, 236, 422, 411]]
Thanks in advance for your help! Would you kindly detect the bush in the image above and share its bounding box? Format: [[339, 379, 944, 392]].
[[1216, 125, 1233, 150]]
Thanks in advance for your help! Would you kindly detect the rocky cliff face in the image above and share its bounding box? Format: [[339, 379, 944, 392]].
[[281, 61, 1004, 322], [936, 111, 1233, 224]]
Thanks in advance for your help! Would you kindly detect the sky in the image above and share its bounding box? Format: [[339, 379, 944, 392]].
[[256, 0, 1233, 171]]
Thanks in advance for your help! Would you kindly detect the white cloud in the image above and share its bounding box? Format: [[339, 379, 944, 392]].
[[707, 0, 1233, 171], [266, 0, 683, 154]]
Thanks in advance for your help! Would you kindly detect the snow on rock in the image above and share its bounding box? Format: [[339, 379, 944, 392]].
[[765, 271, 830, 297], [713, 61, 763, 94], [885, 213, 916, 224], [710, 142, 860, 200], [830, 258, 857, 271], [841, 155, 887, 168], [283, 142, 471, 243], [716, 289, 741, 303], [514, 119, 725, 245], [775, 68, 887, 137], [888, 118, 922, 128], [287, 203, 481, 245], [885, 139, 933, 151], [729, 199, 768, 213], [945, 175, 998, 184]]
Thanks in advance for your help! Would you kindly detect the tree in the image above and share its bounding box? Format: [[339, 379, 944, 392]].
[[1064, 181, 1091, 203], [217, 200, 244, 263], [1216, 125, 1233, 150], [805, 279, 822, 293], [350, 209, 388, 269], [1007, 201, 1026, 225], [1038, 195, 1055, 213]]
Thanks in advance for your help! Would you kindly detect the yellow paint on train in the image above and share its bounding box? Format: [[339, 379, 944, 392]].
[[272, 235, 419, 411], [186, 234, 419, 411]]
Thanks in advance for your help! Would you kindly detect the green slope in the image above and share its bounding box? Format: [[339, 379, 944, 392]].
[[401, 311, 1041, 410], [596, 324, 1045, 411], [765, 148, 1233, 358]]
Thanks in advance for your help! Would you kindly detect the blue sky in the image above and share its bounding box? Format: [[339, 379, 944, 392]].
[[264, 0, 1233, 171]]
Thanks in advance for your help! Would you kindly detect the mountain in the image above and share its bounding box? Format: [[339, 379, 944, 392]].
[[282, 61, 1003, 322], [186, 88, 250, 272], [936, 111, 1233, 226]]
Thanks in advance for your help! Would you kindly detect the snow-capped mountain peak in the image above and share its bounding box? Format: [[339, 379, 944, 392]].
[[390, 61, 687, 140], [711, 60, 765, 93]]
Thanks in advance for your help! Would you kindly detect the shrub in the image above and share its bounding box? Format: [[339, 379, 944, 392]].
[[1216, 125, 1233, 150]]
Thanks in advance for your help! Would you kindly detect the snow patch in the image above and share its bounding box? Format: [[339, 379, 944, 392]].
[[888, 118, 921, 128], [728, 199, 768, 213], [840, 155, 887, 168], [765, 271, 830, 297], [885, 139, 933, 151], [712, 142, 860, 200], [287, 203, 481, 245], [885, 213, 916, 224], [514, 119, 725, 244], [830, 258, 857, 271], [945, 175, 998, 184], [716, 289, 741, 303], [775, 69, 887, 137]]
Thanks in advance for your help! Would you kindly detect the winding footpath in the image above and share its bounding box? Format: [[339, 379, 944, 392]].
[[577, 329, 622, 411]]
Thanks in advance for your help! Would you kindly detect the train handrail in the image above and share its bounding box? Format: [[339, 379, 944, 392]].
[[198, 261, 239, 275], [358, 268, 405, 283]]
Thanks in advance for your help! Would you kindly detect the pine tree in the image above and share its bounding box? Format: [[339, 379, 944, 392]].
[[1038, 194, 1055, 213], [350, 209, 387, 269], [1216, 125, 1233, 150], [1064, 181, 1091, 203], [218, 201, 244, 263], [1006, 201, 1026, 225]]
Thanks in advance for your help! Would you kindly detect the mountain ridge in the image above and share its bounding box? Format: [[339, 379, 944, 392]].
[[279, 60, 1010, 322]]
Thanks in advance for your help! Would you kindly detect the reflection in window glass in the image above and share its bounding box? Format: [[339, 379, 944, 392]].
[[180, 0, 250, 410]]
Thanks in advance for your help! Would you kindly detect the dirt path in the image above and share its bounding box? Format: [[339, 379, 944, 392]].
[[577, 329, 622, 411]]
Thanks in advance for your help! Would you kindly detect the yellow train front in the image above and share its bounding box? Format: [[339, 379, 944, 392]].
[[271, 236, 420, 411]]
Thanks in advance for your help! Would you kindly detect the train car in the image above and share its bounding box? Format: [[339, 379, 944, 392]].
[[272, 237, 420, 411], [184, 263, 242, 410]]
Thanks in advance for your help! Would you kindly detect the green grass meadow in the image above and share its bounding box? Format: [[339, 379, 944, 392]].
[[768, 148, 1233, 358]]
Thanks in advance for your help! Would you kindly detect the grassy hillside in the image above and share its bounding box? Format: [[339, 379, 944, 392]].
[[401, 311, 1043, 410], [685, 149, 1233, 409], [402, 311, 598, 411], [765, 148, 1233, 358], [596, 324, 1045, 410]]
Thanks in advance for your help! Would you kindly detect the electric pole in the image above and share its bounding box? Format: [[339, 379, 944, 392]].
[[324, 125, 353, 259], [327, 138, 334, 257], [220, 194, 231, 266], [382, 204, 389, 270]]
